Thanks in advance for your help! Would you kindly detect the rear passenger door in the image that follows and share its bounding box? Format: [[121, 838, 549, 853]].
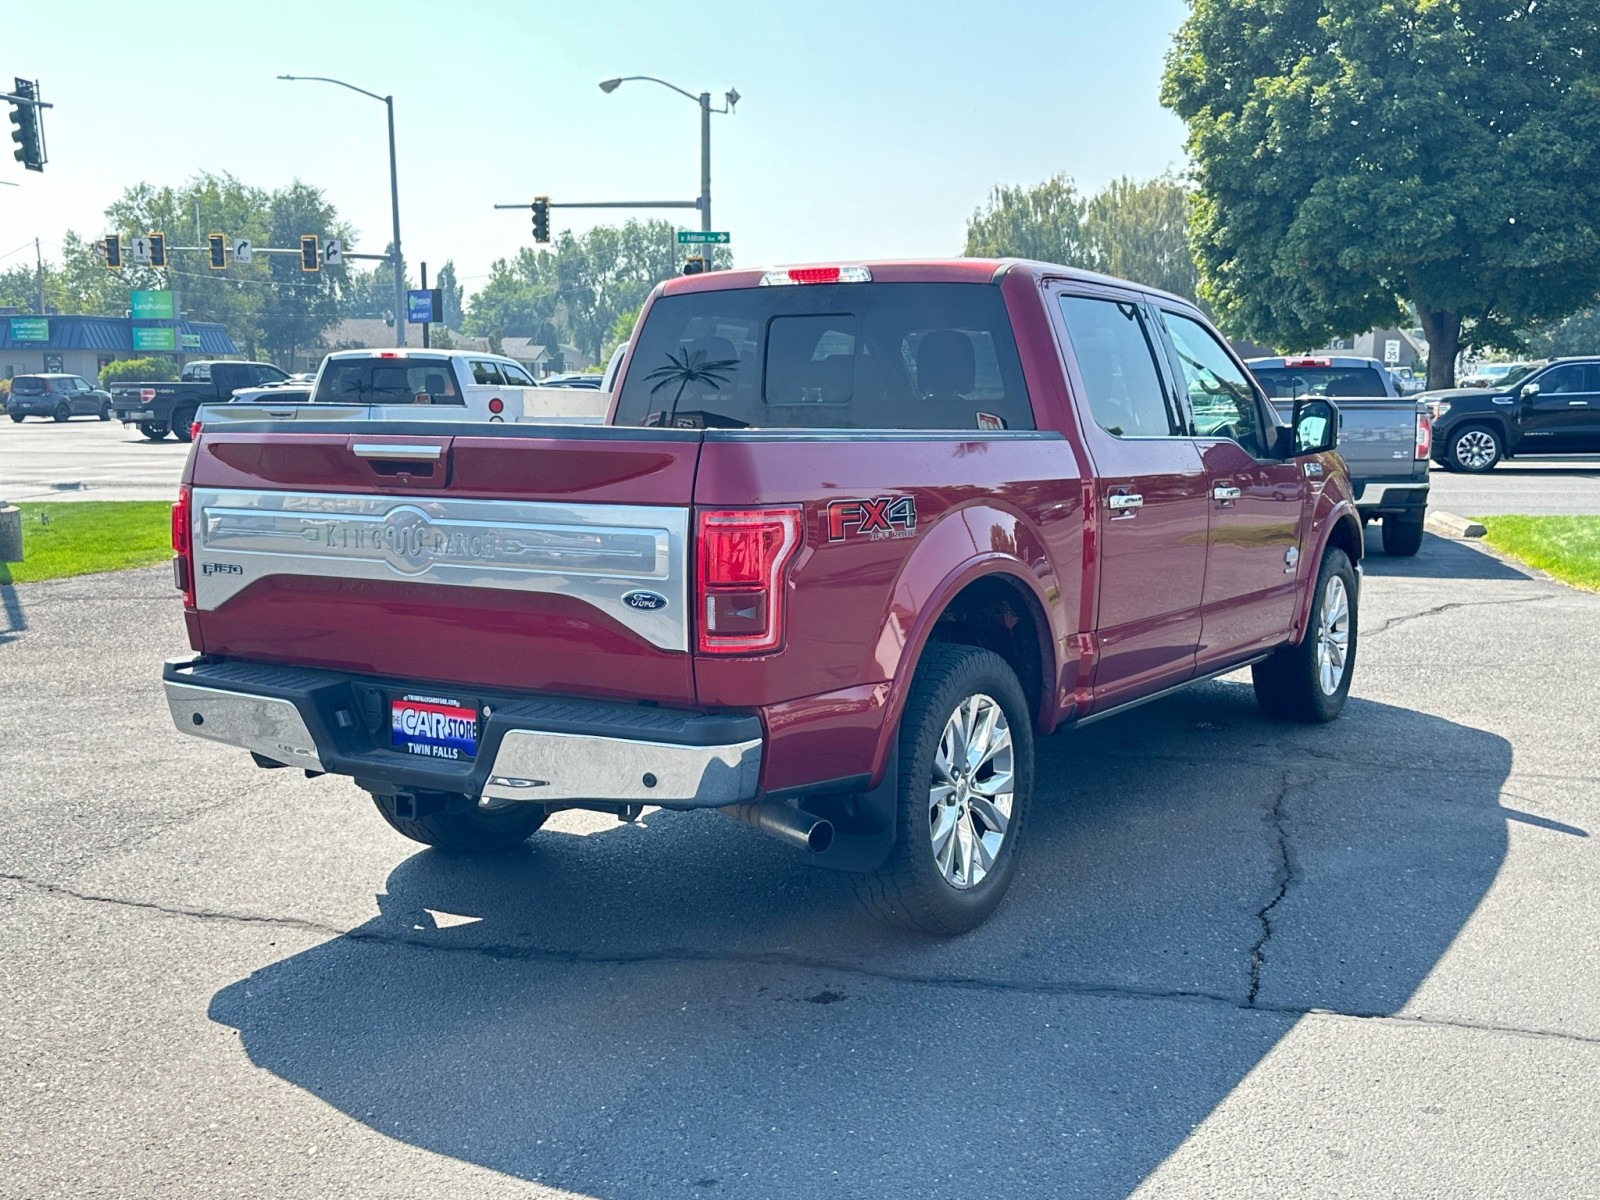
[[1053, 287, 1210, 710], [1156, 309, 1308, 665]]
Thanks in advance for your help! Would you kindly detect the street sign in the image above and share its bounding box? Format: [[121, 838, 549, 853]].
[[406, 289, 440, 324], [130, 290, 175, 320], [130, 236, 151, 265], [1383, 338, 1401, 365], [323, 239, 343, 266], [8, 317, 48, 341], [232, 237, 252, 264], [132, 327, 176, 351], [677, 231, 730, 244]]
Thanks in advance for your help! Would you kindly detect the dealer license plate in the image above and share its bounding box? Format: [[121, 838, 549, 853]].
[[390, 693, 478, 761]]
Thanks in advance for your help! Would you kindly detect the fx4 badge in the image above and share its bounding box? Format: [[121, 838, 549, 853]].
[[827, 495, 918, 542]]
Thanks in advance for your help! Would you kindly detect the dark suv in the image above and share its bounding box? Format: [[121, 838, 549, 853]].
[[6, 374, 113, 422], [1428, 357, 1600, 471]]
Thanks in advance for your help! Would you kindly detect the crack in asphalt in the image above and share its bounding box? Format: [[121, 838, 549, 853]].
[[1248, 772, 1297, 1007], [7, 870, 1600, 1049], [1361, 594, 1557, 638]]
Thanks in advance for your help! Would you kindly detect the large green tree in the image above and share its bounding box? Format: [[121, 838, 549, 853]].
[[1163, 0, 1600, 389], [963, 174, 1101, 267]]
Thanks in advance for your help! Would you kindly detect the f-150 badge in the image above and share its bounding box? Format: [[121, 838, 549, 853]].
[[827, 495, 918, 542]]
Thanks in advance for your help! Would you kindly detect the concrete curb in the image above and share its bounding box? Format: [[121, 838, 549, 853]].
[[1426, 510, 1488, 539]]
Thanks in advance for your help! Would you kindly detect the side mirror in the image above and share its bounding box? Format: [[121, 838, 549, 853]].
[[1290, 396, 1339, 455], [1520, 382, 1540, 398]]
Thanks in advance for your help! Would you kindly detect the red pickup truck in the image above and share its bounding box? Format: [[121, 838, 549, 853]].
[[164, 260, 1360, 934]]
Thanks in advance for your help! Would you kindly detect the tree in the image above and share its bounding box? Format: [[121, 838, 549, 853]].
[[1525, 306, 1600, 358], [432, 260, 464, 328], [253, 181, 354, 366], [1083, 175, 1202, 304], [964, 174, 1101, 266], [1163, 0, 1600, 389]]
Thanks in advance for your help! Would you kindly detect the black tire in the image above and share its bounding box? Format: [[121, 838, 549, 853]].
[[852, 644, 1034, 935], [371, 791, 547, 852], [139, 423, 169, 441], [53, 402, 71, 422], [8, 413, 23, 424], [98, 402, 111, 421], [1253, 547, 1357, 723], [1381, 511, 1426, 557], [171, 408, 197, 443], [1446, 423, 1503, 473]]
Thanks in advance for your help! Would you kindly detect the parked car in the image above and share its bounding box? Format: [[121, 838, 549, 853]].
[[163, 258, 1360, 935], [196, 349, 608, 427], [6, 374, 113, 422], [110, 360, 290, 441], [541, 372, 604, 388], [1459, 361, 1537, 389], [1428, 356, 1600, 471], [1246, 355, 1432, 556]]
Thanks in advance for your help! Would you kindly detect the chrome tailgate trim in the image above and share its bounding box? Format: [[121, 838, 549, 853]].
[[190, 488, 690, 652]]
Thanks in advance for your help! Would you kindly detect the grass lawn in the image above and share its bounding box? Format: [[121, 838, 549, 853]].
[[0, 502, 173, 585], [1477, 515, 1600, 591]]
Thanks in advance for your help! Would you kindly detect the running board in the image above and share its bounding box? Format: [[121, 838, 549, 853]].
[[1073, 655, 1271, 729]]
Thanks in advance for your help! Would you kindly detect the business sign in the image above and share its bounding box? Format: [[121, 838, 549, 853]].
[[130, 290, 175, 320], [132, 327, 176, 351], [407, 288, 442, 324], [181, 333, 202, 350], [8, 317, 49, 341], [677, 231, 730, 244]]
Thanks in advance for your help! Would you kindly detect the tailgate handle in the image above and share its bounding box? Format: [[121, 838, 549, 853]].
[[351, 443, 444, 462]]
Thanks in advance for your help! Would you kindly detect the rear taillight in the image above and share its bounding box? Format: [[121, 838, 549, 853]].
[[488, 397, 504, 414], [171, 485, 195, 608], [1415, 412, 1432, 460], [140, 388, 156, 404], [695, 507, 802, 654]]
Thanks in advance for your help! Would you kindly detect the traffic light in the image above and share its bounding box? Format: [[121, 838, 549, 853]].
[[682, 256, 707, 276], [300, 235, 319, 272], [7, 78, 44, 172], [208, 234, 226, 270], [531, 197, 550, 243], [149, 232, 167, 269], [105, 235, 122, 271]]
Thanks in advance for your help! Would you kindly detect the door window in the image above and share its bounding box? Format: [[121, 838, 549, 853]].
[[1057, 295, 1183, 437], [1160, 311, 1274, 459], [500, 362, 536, 386], [1535, 364, 1592, 394], [469, 359, 505, 386]]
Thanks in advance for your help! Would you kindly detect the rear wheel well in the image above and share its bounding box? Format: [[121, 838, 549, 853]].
[[925, 574, 1051, 729]]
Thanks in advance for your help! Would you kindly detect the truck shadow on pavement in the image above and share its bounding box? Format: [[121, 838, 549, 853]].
[[1362, 529, 1533, 582], [210, 685, 1514, 1199]]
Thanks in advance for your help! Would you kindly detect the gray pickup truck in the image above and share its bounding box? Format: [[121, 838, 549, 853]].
[[1247, 355, 1432, 556]]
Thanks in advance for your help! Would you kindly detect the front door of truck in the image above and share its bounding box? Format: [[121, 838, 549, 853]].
[[1156, 309, 1308, 665], [1053, 288, 1210, 710], [1520, 363, 1600, 452]]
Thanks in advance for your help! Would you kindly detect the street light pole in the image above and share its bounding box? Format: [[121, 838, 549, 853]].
[[277, 74, 405, 347], [600, 76, 737, 241]]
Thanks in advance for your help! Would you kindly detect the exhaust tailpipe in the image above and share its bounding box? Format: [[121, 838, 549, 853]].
[[722, 802, 834, 854]]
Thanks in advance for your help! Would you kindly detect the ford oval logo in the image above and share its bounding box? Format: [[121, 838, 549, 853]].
[[621, 590, 668, 612]]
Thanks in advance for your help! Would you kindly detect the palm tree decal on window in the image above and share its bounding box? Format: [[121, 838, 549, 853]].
[[644, 347, 740, 426]]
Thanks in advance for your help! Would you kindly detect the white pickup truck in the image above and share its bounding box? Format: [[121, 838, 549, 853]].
[[201, 349, 608, 427]]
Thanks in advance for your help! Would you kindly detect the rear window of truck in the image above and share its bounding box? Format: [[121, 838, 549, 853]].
[[613, 282, 1035, 430], [1251, 366, 1389, 399], [313, 359, 465, 405]]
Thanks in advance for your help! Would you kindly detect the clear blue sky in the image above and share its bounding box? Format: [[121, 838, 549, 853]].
[[3, 0, 1192, 295]]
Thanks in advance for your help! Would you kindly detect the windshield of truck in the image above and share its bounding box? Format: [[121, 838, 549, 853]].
[[313, 358, 464, 405], [612, 282, 1034, 430], [1250, 365, 1389, 399]]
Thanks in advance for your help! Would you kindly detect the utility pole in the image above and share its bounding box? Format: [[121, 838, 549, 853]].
[[700, 91, 712, 233], [420, 261, 429, 349], [35, 238, 44, 315]]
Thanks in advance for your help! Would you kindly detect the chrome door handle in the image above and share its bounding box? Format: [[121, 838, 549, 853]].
[[1107, 493, 1144, 511], [1568, 400, 1589, 406], [1211, 486, 1242, 501]]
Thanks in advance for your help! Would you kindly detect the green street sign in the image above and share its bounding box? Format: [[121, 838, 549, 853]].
[[130, 289, 176, 320], [8, 317, 49, 342], [677, 231, 730, 244], [132, 327, 176, 351]]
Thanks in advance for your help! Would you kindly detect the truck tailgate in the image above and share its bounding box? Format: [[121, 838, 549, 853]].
[[186, 426, 702, 705], [1273, 397, 1422, 482]]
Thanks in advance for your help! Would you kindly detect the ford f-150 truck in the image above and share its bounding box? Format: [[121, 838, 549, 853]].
[[162, 260, 1361, 934], [1246, 355, 1432, 556], [111, 360, 289, 441]]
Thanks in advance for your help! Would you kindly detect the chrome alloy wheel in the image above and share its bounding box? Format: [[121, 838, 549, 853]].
[[928, 692, 1014, 889], [1316, 574, 1352, 696], [1455, 429, 1498, 470]]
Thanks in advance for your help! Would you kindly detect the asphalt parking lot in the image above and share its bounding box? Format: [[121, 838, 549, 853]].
[[1, 529, 1596, 1198]]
